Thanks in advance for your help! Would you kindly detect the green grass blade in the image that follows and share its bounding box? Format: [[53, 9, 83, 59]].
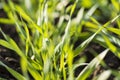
[[85, 4, 98, 20], [55, 0, 78, 53], [103, 35, 120, 58], [23, 23, 30, 55], [15, 20, 26, 40], [0, 61, 26, 80], [20, 58, 29, 80], [74, 27, 101, 57], [74, 21, 110, 57], [15, 5, 32, 22], [0, 18, 14, 24], [84, 21, 98, 29], [0, 39, 14, 51], [76, 49, 109, 80], [111, 0, 119, 11], [32, 22, 43, 34], [28, 63, 42, 80], [74, 14, 120, 57], [74, 34, 94, 56], [89, 17, 100, 26], [0, 28, 25, 58], [70, 0, 78, 17], [107, 27, 120, 35]]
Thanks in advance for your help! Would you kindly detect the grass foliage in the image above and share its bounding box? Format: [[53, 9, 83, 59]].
[[0, 0, 120, 80]]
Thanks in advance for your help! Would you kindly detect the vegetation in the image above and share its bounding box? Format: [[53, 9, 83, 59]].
[[0, 0, 120, 80]]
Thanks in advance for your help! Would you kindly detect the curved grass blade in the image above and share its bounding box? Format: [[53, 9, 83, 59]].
[[70, 0, 78, 17], [15, 5, 32, 22], [74, 14, 120, 57], [76, 49, 109, 80], [103, 35, 120, 58], [0, 61, 26, 80], [0, 18, 14, 24], [107, 27, 120, 35], [0, 28, 25, 58], [73, 26, 103, 57], [28, 63, 42, 80]]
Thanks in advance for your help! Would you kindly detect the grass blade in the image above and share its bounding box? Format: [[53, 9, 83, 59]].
[[0, 28, 25, 58], [103, 35, 120, 58], [0, 18, 14, 24], [107, 27, 120, 35], [76, 49, 109, 80], [111, 0, 119, 11], [74, 14, 120, 57], [97, 70, 111, 80], [28, 63, 42, 80], [0, 61, 26, 80], [85, 4, 98, 20]]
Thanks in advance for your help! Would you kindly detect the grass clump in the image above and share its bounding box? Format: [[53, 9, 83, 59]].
[[0, 0, 120, 80]]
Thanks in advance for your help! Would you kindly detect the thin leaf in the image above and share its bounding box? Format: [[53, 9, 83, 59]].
[[84, 21, 98, 29], [76, 49, 109, 80], [107, 27, 120, 35], [28, 63, 42, 80], [74, 24, 104, 57], [70, 0, 78, 17], [72, 7, 84, 24], [85, 4, 98, 20], [103, 35, 120, 58], [74, 14, 120, 57], [15, 5, 32, 22], [111, 0, 119, 11], [0, 61, 26, 80], [97, 70, 111, 80], [0, 28, 25, 58], [0, 18, 14, 24]]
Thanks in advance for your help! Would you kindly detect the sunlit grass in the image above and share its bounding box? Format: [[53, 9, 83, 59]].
[[0, 0, 120, 80]]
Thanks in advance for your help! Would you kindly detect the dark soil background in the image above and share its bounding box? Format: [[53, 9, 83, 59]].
[[0, 1, 120, 80]]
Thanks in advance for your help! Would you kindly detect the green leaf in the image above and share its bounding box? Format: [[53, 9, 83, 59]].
[[0, 18, 14, 24], [85, 4, 98, 20], [84, 21, 98, 29], [70, 0, 77, 17], [0, 39, 14, 50], [28, 63, 42, 80], [15, 5, 32, 22], [0, 61, 26, 80], [89, 16, 100, 25], [107, 27, 120, 35], [74, 27, 101, 57], [103, 35, 120, 58], [74, 14, 120, 57], [76, 49, 109, 80], [0, 28, 25, 58], [20, 58, 29, 80], [111, 0, 119, 11]]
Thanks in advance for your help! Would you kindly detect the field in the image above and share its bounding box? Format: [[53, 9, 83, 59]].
[[0, 0, 120, 80]]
